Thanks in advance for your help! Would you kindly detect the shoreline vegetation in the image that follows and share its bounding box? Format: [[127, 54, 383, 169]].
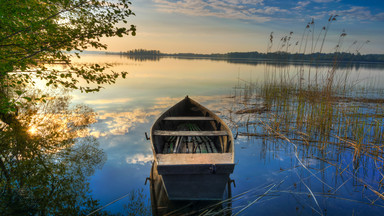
[[216, 17, 384, 213], [100, 49, 384, 64]]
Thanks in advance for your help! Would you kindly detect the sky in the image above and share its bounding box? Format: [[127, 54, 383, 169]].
[[103, 0, 384, 54]]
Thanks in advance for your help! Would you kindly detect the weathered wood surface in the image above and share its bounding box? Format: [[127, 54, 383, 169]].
[[149, 96, 235, 201], [158, 164, 235, 175], [157, 153, 233, 165], [163, 116, 215, 121], [160, 170, 231, 200], [154, 130, 228, 136], [150, 163, 233, 209]]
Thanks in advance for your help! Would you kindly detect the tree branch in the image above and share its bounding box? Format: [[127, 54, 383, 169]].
[[0, 1, 88, 42]]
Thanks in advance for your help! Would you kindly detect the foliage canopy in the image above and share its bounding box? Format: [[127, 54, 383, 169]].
[[0, 1, 135, 214], [0, 0, 136, 113]]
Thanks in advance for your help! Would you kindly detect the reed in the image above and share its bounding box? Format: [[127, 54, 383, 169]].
[[228, 17, 384, 208]]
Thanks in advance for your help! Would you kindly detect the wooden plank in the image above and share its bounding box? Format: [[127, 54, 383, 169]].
[[154, 130, 228, 136], [200, 136, 211, 153], [163, 116, 214, 121], [209, 141, 218, 153], [169, 139, 174, 153], [159, 172, 233, 200], [205, 143, 212, 153], [186, 142, 192, 153], [162, 142, 168, 154], [180, 139, 187, 153], [163, 136, 175, 154], [157, 153, 234, 165], [192, 137, 199, 153], [200, 143, 208, 153], [195, 135, 203, 143], [158, 164, 235, 175], [173, 137, 181, 153]]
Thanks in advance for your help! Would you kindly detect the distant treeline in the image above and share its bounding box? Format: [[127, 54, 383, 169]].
[[111, 49, 384, 63], [226, 51, 384, 63], [121, 49, 161, 56]]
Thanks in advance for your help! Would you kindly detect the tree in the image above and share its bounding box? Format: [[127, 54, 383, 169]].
[[0, 0, 136, 114], [0, 89, 109, 215], [0, 1, 135, 214]]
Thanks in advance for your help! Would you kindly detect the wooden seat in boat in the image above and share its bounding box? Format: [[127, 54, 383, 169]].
[[163, 116, 215, 121], [153, 130, 228, 136]]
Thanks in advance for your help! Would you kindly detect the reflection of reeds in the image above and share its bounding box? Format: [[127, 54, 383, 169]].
[[227, 17, 384, 208]]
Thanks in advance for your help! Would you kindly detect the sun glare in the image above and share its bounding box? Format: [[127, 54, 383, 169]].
[[28, 126, 38, 135]]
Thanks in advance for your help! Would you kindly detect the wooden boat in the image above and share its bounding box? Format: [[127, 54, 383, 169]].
[[149, 162, 233, 215], [150, 96, 235, 200]]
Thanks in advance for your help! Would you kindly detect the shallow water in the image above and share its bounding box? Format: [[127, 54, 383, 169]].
[[67, 55, 384, 215]]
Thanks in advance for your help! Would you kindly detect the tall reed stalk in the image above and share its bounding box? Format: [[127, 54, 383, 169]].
[[229, 17, 384, 205]]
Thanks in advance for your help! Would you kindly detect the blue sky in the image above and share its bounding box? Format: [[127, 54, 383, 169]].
[[104, 0, 384, 54]]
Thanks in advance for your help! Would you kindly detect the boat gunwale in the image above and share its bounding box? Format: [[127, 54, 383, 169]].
[[150, 96, 235, 165]]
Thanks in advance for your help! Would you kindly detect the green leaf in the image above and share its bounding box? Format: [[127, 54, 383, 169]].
[[1, 0, 136, 112], [22, 97, 32, 102]]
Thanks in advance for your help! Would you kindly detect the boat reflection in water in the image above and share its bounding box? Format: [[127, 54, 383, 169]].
[[148, 96, 235, 215], [149, 162, 234, 216]]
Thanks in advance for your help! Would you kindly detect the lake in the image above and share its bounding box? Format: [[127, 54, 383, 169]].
[[14, 54, 384, 215], [72, 55, 257, 214]]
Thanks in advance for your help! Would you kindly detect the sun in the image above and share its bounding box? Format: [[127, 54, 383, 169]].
[[28, 126, 38, 135]]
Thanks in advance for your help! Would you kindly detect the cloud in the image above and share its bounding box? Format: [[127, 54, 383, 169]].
[[153, 0, 384, 24], [89, 96, 226, 139], [153, 0, 288, 22], [125, 153, 153, 165], [250, 6, 289, 15], [330, 6, 384, 22], [84, 98, 133, 105], [293, 1, 310, 10], [91, 109, 161, 138], [90, 96, 222, 139], [376, 12, 384, 21], [312, 0, 340, 3]]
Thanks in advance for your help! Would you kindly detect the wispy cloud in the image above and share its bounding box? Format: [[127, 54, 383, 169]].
[[153, 0, 384, 24], [312, 0, 340, 3], [126, 153, 153, 165], [330, 6, 384, 21], [153, 0, 288, 22], [88, 96, 225, 139], [85, 98, 133, 105], [91, 109, 161, 138], [293, 1, 310, 10], [249, 6, 289, 15]]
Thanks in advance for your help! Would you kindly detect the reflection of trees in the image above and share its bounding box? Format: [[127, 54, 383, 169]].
[[0, 91, 108, 215], [121, 55, 161, 62], [123, 188, 151, 216]]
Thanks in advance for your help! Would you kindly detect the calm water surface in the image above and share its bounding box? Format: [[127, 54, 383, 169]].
[[69, 55, 384, 215]]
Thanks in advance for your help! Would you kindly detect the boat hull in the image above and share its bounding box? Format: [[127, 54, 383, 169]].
[[150, 96, 235, 200], [150, 162, 233, 215], [159, 165, 234, 200]]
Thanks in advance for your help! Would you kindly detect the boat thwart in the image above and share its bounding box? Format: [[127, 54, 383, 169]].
[[150, 96, 235, 200]]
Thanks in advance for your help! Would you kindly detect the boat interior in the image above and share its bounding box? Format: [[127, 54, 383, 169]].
[[151, 98, 233, 155]]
